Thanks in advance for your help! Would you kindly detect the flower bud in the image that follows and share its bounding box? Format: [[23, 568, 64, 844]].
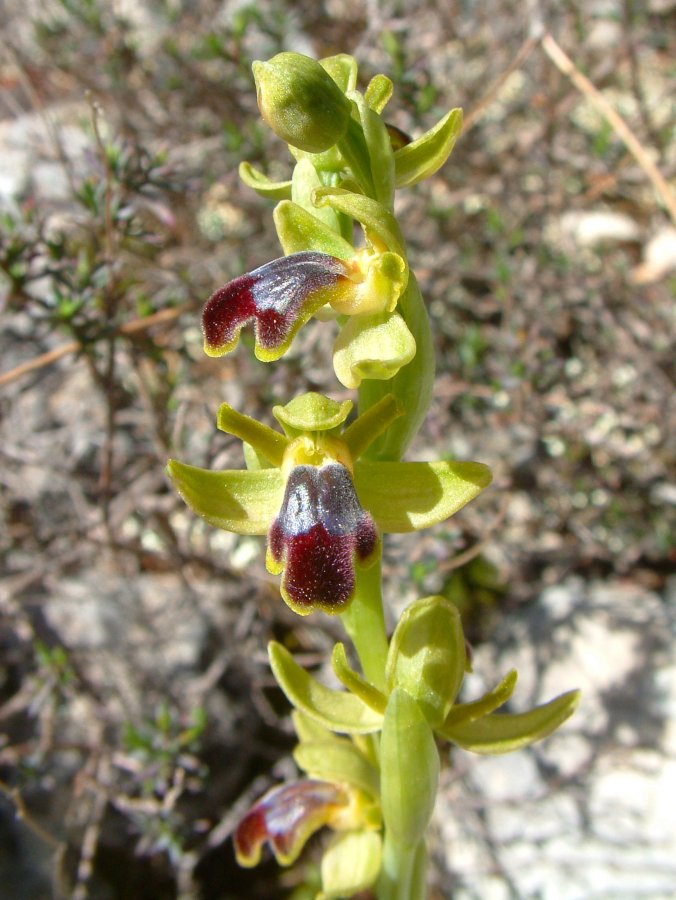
[[253, 52, 352, 153]]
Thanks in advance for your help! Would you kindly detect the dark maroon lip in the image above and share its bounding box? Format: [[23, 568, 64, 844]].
[[268, 462, 378, 612], [202, 251, 349, 355]]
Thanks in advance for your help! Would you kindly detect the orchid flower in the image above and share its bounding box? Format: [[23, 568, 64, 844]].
[[167, 392, 491, 616]]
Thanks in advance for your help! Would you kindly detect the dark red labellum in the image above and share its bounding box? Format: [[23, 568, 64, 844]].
[[202, 251, 349, 356], [268, 462, 378, 613]]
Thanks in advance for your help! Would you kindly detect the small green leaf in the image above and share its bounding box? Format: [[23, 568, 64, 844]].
[[440, 689, 581, 754], [294, 738, 380, 798], [365, 74, 393, 113], [331, 644, 387, 714], [217, 403, 288, 465], [394, 108, 463, 188], [333, 311, 416, 389], [313, 187, 407, 260], [272, 392, 353, 435], [238, 161, 292, 199], [380, 688, 439, 847], [167, 461, 282, 534], [274, 199, 355, 259], [443, 669, 518, 727], [354, 460, 492, 532], [269, 642, 384, 734], [319, 830, 382, 900], [385, 596, 466, 727]]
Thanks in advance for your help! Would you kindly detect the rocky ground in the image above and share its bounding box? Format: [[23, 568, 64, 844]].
[[0, 1, 674, 898]]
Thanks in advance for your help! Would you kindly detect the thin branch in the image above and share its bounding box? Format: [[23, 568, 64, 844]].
[[541, 32, 676, 226], [0, 777, 61, 849], [463, 33, 540, 132], [0, 305, 187, 388]]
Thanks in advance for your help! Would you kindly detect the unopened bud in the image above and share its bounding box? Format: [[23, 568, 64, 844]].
[[253, 52, 352, 153]]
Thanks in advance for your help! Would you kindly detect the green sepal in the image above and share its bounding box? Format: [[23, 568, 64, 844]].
[[166, 461, 282, 535], [320, 53, 358, 93], [272, 392, 353, 436], [291, 157, 341, 231], [394, 108, 463, 188], [291, 709, 334, 744], [358, 272, 434, 461], [341, 394, 403, 460], [242, 442, 275, 471], [385, 596, 466, 727], [238, 161, 292, 199], [294, 738, 380, 798], [273, 199, 355, 259], [349, 90, 394, 207], [331, 643, 387, 714], [333, 311, 416, 389], [354, 459, 492, 532], [443, 669, 518, 728], [319, 831, 382, 900], [439, 689, 581, 754], [269, 642, 384, 734], [365, 74, 393, 113], [217, 403, 288, 466], [380, 688, 439, 847], [313, 187, 407, 260]]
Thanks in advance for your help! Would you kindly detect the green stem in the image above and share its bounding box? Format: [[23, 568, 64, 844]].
[[378, 836, 426, 900], [339, 559, 388, 692]]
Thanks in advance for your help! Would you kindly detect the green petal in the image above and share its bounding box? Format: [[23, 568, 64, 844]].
[[167, 460, 282, 535], [385, 596, 466, 727], [439, 690, 581, 754], [217, 403, 289, 466], [238, 161, 292, 199], [443, 669, 518, 728], [394, 108, 463, 188], [313, 187, 407, 260], [365, 74, 393, 113], [320, 831, 382, 900], [292, 158, 341, 231], [354, 460, 492, 532], [272, 392, 353, 436], [273, 200, 355, 259], [269, 642, 384, 734], [320, 53, 358, 93], [333, 311, 416, 390], [341, 394, 403, 460], [294, 738, 380, 798], [380, 688, 439, 847], [331, 643, 387, 714]]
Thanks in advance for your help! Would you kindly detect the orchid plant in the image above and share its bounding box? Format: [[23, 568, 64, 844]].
[[168, 52, 579, 900]]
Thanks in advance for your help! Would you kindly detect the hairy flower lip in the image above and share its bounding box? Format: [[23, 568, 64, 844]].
[[202, 251, 349, 361], [267, 461, 379, 616], [234, 779, 350, 867]]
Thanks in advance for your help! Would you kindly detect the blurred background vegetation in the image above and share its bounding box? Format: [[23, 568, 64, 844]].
[[0, 1, 674, 897]]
